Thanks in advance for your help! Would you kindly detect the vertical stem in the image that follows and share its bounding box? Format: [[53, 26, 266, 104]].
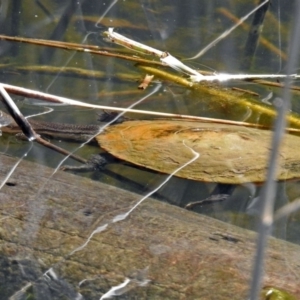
[[242, 0, 270, 70], [39, 0, 86, 63], [249, 2, 300, 299], [10, 0, 21, 55]]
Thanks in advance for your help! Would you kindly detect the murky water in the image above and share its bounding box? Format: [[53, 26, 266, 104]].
[[0, 0, 300, 299]]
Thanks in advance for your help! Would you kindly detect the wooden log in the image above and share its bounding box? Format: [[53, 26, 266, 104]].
[[0, 153, 299, 299]]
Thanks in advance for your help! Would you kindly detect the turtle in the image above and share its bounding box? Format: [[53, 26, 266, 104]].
[[2, 109, 300, 184], [95, 119, 300, 184]]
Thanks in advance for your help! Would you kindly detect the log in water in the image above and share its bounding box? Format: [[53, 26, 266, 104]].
[[0, 153, 299, 299]]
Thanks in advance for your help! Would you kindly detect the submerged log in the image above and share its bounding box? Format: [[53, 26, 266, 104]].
[[0, 153, 299, 299]]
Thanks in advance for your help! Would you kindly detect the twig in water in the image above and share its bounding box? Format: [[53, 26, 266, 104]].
[[185, 0, 270, 61], [3, 82, 300, 133], [185, 194, 230, 209], [217, 7, 287, 61], [249, 79, 300, 92], [0, 84, 87, 163], [104, 28, 299, 83], [0, 34, 163, 66], [0, 30, 297, 84], [0, 85, 37, 141], [138, 74, 154, 90], [104, 27, 204, 79]]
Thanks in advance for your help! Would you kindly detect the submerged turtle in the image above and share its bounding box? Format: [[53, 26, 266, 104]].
[[95, 119, 300, 184], [2, 110, 300, 184]]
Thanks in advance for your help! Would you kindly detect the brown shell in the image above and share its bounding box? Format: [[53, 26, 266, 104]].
[[96, 120, 300, 184]]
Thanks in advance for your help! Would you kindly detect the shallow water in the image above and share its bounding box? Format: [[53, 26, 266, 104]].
[[0, 0, 300, 299]]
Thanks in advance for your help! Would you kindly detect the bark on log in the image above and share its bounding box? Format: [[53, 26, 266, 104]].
[[0, 153, 299, 299]]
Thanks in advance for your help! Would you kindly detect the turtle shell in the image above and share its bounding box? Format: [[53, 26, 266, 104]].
[[95, 119, 300, 184]]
